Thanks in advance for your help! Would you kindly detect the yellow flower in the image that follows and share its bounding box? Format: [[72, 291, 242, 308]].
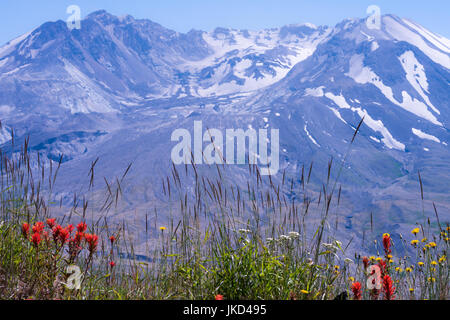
[[411, 227, 420, 235], [388, 259, 394, 264], [447, 226, 450, 231], [375, 257, 382, 262], [431, 261, 438, 265], [445, 237, 449, 242], [334, 265, 340, 270], [369, 256, 375, 261], [411, 240, 419, 246], [427, 277, 436, 283], [428, 242, 437, 248], [387, 254, 393, 259], [159, 226, 166, 231], [409, 288, 414, 292], [421, 237, 427, 242], [348, 277, 355, 282], [383, 233, 390, 238], [438, 255, 446, 263], [300, 290, 309, 294], [430, 267, 436, 272], [405, 267, 412, 273], [395, 267, 403, 272], [418, 262, 424, 267]]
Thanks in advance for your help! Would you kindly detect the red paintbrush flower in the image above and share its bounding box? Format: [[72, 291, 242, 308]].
[[22, 223, 30, 239], [32, 222, 44, 234], [31, 232, 41, 247], [382, 274, 396, 300], [351, 282, 362, 300], [362, 256, 370, 269], [215, 294, 224, 300], [110, 235, 116, 244], [382, 233, 391, 254], [378, 259, 387, 276], [66, 224, 74, 234], [59, 227, 70, 244], [52, 225, 63, 243], [46, 218, 56, 229], [76, 222, 87, 233], [109, 261, 116, 268], [85, 233, 98, 254]]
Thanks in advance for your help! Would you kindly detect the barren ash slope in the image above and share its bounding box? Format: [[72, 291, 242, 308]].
[[0, 10, 449, 252]]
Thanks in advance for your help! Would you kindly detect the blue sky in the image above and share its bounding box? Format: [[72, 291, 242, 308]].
[[0, 0, 449, 45]]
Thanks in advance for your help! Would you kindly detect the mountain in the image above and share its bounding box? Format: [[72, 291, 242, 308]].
[[0, 11, 449, 251]]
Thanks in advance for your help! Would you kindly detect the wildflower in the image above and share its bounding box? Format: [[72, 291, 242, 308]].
[[438, 255, 446, 263], [31, 232, 41, 247], [405, 267, 412, 273], [431, 261, 437, 266], [411, 239, 419, 246], [110, 235, 116, 244], [411, 227, 420, 236], [395, 267, 403, 272], [52, 225, 63, 243], [238, 229, 251, 234], [369, 256, 375, 261], [334, 265, 340, 270], [279, 235, 291, 241], [362, 256, 370, 269], [22, 223, 30, 238], [32, 222, 44, 234], [77, 222, 87, 233], [382, 233, 391, 254], [375, 257, 382, 262], [288, 231, 300, 239], [215, 294, 224, 300], [418, 262, 424, 267], [409, 288, 414, 293], [351, 282, 362, 300], [85, 233, 99, 254], [382, 275, 396, 300], [300, 290, 309, 294], [59, 227, 70, 244], [428, 242, 437, 248], [421, 237, 427, 243], [159, 227, 166, 231], [387, 254, 393, 259], [109, 261, 116, 268], [378, 259, 387, 275], [266, 238, 274, 243], [46, 218, 56, 229], [427, 277, 436, 283], [348, 277, 355, 282], [430, 268, 436, 272]]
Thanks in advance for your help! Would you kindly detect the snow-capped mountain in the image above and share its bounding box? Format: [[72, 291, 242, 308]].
[[0, 11, 449, 243]]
